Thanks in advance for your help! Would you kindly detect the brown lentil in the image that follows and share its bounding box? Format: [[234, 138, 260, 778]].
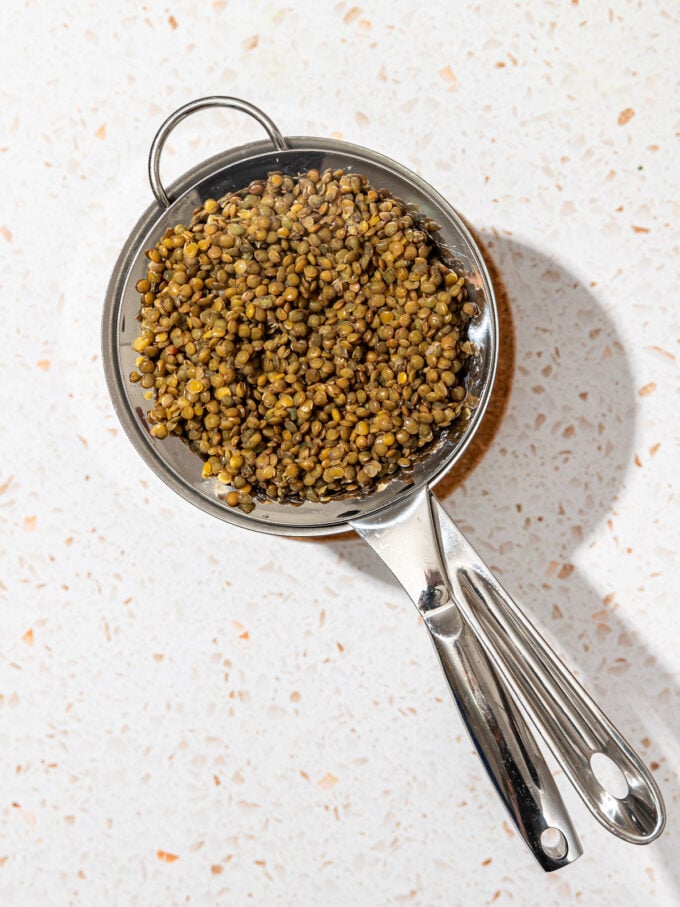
[[131, 167, 475, 510]]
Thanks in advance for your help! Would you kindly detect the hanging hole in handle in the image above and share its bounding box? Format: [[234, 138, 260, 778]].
[[590, 752, 630, 800], [540, 826, 568, 861], [148, 96, 289, 208]]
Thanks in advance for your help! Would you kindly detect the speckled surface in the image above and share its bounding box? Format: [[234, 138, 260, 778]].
[[1, 1, 679, 904]]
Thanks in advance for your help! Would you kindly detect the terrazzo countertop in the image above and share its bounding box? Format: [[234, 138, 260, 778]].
[[1, 1, 678, 904]]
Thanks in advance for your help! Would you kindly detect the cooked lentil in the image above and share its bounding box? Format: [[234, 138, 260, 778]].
[[129, 168, 477, 512]]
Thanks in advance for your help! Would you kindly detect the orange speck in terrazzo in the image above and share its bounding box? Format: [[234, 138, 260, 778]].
[[632, 225, 650, 233], [243, 34, 258, 50], [22, 629, 34, 645], [0, 475, 13, 495], [318, 772, 338, 789], [211, 865, 223, 875], [618, 108, 635, 125], [0, 226, 11, 243], [157, 850, 180, 862], [95, 123, 106, 140], [439, 65, 457, 86], [634, 454, 643, 467], [557, 563, 574, 580], [343, 7, 361, 25], [168, 14, 178, 29], [239, 631, 249, 639], [649, 443, 661, 456], [36, 359, 51, 371], [23, 515, 37, 531], [355, 111, 369, 126], [638, 382, 656, 397], [646, 345, 675, 361], [596, 623, 612, 640]]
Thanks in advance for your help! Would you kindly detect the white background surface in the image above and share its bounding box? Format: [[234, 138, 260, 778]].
[[1, 1, 678, 904]]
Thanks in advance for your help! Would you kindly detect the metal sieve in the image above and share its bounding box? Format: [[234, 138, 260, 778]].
[[102, 97, 665, 871]]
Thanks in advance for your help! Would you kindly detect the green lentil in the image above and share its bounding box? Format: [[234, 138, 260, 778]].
[[130, 167, 476, 511]]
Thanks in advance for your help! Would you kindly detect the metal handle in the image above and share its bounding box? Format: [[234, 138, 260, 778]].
[[432, 496, 666, 845], [352, 491, 582, 872], [147, 96, 288, 208]]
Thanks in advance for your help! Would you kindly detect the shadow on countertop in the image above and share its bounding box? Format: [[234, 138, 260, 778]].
[[323, 232, 679, 882]]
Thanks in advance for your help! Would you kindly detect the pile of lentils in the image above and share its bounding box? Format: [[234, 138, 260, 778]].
[[129, 168, 477, 512]]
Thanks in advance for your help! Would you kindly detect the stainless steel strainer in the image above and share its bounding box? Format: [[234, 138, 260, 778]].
[[102, 97, 665, 871]]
